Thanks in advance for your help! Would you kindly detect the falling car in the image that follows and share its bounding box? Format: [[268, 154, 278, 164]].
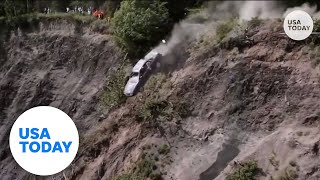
[[124, 51, 162, 96]]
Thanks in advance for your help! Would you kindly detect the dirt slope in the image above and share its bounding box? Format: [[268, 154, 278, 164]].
[[1, 18, 320, 180], [0, 19, 124, 179], [160, 20, 320, 180], [64, 19, 320, 180]]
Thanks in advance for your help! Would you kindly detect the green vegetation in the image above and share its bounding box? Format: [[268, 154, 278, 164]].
[[69, 1, 93, 8], [1, 1, 27, 17], [115, 159, 161, 180], [136, 73, 190, 123], [216, 18, 239, 42], [136, 74, 171, 122], [158, 144, 170, 155], [0, 13, 39, 28], [0, 0, 70, 16], [115, 174, 142, 180], [138, 98, 171, 122], [307, 45, 320, 68], [186, 5, 206, 16], [101, 66, 127, 108], [144, 73, 167, 92], [116, 142, 172, 180], [111, 0, 169, 57], [310, 19, 320, 46], [100, 0, 122, 17], [226, 161, 260, 180], [37, 13, 95, 23], [0, 12, 97, 30], [247, 17, 262, 29], [192, 33, 216, 53], [90, 18, 109, 32], [313, 19, 320, 32], [193, 17, 240, 53], [174, 100, 191, 118], [137, 96, 190, 123]]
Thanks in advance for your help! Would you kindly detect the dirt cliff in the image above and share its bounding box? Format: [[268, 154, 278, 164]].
[[1, 17, 320, 180], [0, 18, 124, 179]]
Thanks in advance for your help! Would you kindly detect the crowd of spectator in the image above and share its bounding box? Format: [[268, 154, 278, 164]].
[[42, 5, 108, 20], [66, 6, 94, 15], [43, 6, 94, 15]]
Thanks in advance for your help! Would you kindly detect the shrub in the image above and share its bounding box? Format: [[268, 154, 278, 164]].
[[309, 19, 320, 45], [216, 18, 239, 42], [37, 13, 95, 24], [137, 97, 191, 123], [3, 1, 21, 17], [115, 174, 143, 180], [186, 5, 206, 16], [70, 1, 84, 8], [115, 159, 161, 180], [136, 74, 191, 123], [192, 33, 216, 53], [111, 0, 169, 57], [174, 100, 191, 118], [158, 144, 170, 155], [248, 17, 262, 29], [101, 66, 127, 108], [90, 19, 109, 33], [138, 98, 170, 122], [72, 14, 95, 24], [313, 19, 320, 32], [143, 73, 167, 93], [2, 13, 40, 29], [307, 46, 320, 68], [101, 0, 122, 17], [134, 159, 155, 178], [226, 161, 260, 180]]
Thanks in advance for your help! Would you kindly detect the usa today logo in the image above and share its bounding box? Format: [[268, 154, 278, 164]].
[[9, 106, 79, 176], [284, 10, 314, 41]]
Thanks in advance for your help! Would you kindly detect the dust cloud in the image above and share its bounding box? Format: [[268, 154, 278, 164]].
[[283, 3, 320, 18], [154, 1, 320, 58], [239, 1, 284, 20]]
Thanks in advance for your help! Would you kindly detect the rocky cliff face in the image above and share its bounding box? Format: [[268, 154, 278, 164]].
[[1, 17, 320, 180]]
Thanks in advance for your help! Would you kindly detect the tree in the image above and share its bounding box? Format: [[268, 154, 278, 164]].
[[111, 0, 169, 58], [161, 0, 203, 22], [3, 0, 16, 17], [101, 0, 122, 17]]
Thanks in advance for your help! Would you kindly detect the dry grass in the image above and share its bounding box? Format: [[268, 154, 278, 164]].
[[37, 13, 96, 23]]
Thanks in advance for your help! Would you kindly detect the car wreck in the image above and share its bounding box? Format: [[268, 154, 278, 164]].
[[124, 51, 162, 96]]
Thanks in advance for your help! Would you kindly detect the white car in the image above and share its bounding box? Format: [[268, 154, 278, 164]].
[[124, 51, 162, 96]]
